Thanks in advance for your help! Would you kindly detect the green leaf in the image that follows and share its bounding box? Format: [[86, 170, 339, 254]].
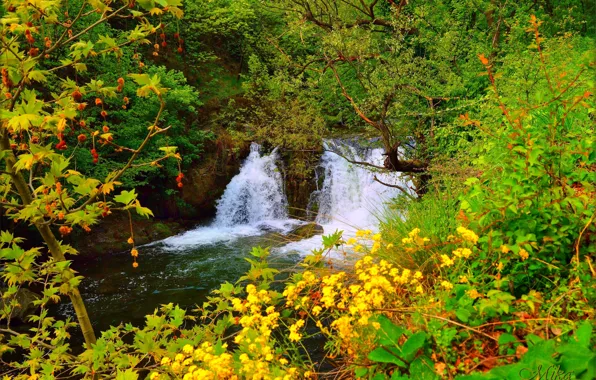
[[409, 356, 439, 380], [456, 308, 471, 323], [115, 368, 138, 380], [373, 314, 405, 346], [575, 321, 593, 347], [114, 190, 137, 205], [401, 332, 426, 362], [368, 347, 406, 367]]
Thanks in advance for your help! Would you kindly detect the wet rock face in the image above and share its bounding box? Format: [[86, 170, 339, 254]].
[[286, 223, 324, 241], [0, 288, 41, 322], [137, 139, 252, 220], [280, 149, 323, 221]]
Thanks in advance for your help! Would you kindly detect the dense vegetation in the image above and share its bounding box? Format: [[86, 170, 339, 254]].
[[0, 0, 594, 379]]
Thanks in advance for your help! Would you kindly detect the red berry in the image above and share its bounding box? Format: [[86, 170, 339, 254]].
[[177, 47, 183, 53], [100, 110, 107, 118], [77, 134, 87, 142], [72, 90, 83, 102], [173, 33, 179, 39]]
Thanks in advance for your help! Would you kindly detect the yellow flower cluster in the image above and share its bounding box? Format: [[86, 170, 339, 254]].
[[456, 226, 479, 244], [154, 342, 235, 380], [155, 282, 306, 380], [438, 229, 477, 271], [283, 253, 425, 359], [400, 228, 430, 246]]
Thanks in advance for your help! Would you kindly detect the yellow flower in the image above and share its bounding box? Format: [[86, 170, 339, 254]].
[[372, 233, 382, 241], [386, 243, 394, 249], [246, 284, 256, 294], [459, 276, 469, 283], [453, 248, 472, 258], [371, 241, 381, 253], [346, 237, 357, 245], [500, 245, 510, 253], [467, 289, 482, 299], [174, 353, 184, 362], [160, 357, 171, 366], [401, 237, 413, 244], [408, 228, 421, 237], [149, 373, 160, 380], [441, 281, 454, 290], [289, 320, 305, 342], [312, 306, 322, 316], [496, 261, 504, 271], [414, 271, 423, 279], [415, 285, 424, 294], [440, 254, 455, 267], [519, 249, 529, 261], [182, 344, 193, 354], [456, 226, 479, 244]]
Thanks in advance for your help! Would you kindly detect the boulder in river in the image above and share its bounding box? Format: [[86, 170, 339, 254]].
[[286, 223, 324, 241], [0, 288, 41, 322]]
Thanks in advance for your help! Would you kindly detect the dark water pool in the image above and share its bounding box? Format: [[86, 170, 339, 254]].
[[61, 228, 303, 333]]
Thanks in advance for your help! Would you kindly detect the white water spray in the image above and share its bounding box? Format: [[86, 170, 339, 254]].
[[279, 139, 412, 255], [162, 143, 295, 248], [215, 143, 288, 227]]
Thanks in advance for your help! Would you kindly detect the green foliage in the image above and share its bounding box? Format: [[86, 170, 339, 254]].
[[460, 29, 595, 294], [380, 192, 459, 270]]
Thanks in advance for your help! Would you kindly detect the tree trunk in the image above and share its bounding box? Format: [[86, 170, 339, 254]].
[[0, 130, 97, 347]]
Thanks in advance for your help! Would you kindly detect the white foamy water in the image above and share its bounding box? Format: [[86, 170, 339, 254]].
[[215, 143, 288, 226], [276, 140, 412, 256], [162, 139, 411, 253], [162, 143, 299, 250]]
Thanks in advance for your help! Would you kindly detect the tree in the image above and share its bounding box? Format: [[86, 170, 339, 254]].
[[258, 0, 593, 194], [0, 0, 184, 348]]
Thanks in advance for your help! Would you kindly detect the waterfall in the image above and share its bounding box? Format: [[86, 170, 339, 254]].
[[162, 143, 295, 248], [279, 139, 412, 255], [215, 143, 288, 227], [312, 139, 407, 227], [162, 139, 411, 251]]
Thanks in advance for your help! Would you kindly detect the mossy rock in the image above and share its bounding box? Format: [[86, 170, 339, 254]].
[[286, 223, 324, 241]]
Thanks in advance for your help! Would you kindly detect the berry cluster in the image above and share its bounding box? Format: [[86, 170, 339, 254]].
[[55, 133, 67, 150], [176, 172, 184, 188], [117, 77, 125, 92], [59, 225, 73, 236], [91, 148, 99, 164]]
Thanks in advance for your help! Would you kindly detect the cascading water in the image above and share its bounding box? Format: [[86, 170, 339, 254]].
[[162, 143, 296, 248], [278, 139, 412, 255], [162, 139, 411, 251], [214, 143, 288, 227]]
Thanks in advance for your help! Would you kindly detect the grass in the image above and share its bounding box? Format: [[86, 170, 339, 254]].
[[379, 190, 459, 271]]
